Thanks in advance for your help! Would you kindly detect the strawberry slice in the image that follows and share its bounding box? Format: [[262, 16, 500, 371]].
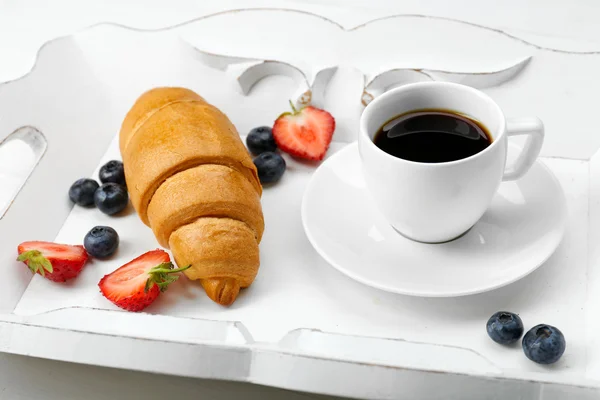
[[272, 101, 335, 161], [17, 241, 89, 282], [98, 249, 190, 312]]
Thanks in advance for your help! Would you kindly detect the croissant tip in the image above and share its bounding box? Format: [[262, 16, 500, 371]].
[[202, 277, 240, 306]]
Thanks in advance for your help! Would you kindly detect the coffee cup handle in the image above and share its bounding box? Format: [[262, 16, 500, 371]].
[[502, 117, 545, 181]]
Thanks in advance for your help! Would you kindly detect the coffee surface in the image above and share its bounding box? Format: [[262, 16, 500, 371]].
[[373, 110, 492, 163]]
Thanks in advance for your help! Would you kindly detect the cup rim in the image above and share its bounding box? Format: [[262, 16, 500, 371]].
[[359, 81, 506, 167]]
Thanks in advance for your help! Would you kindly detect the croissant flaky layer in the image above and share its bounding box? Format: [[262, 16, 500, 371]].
[[147, 164, 264, 247], [119, 87, 264, 306], [120, 87, 205, 154], [170, 218, 260, 305], [123, 100, 261, 225]]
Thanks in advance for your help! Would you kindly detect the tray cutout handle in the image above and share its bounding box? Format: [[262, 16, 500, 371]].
[[276, 329, 501, 375], [0, 126, 47, 219]]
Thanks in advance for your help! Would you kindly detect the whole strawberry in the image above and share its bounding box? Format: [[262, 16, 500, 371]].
[[272, 101, 335, 161], [98, 249, 190, 312], [17, 241, 89, 282]]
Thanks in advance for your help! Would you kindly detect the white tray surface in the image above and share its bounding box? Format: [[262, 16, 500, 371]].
[[1, 11, 600, 395]]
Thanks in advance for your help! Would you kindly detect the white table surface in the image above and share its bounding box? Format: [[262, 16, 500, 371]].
[[1, 0, 598, 399]]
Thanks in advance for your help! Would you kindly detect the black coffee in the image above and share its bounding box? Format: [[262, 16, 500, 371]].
[[373, 109, 492, 163]]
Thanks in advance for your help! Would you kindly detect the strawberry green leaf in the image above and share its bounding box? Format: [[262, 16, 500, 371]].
[[276, 111, 293, 119], [288, 100, 298, 114], [144, 262, 191, 293], [277, 100, 305, 120], [17, 250, 53, 276], [40, 258, 53, 274]]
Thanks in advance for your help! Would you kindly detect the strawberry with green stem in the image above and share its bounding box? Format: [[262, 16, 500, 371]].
[[99, 249, 190, 312], [17, 241, 89, 282], [272, 101, 335, 161]]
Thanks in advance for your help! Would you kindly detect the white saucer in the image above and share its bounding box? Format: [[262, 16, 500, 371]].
[[301, 142, 567, 297]]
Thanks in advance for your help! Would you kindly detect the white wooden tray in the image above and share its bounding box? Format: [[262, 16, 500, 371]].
[[1, 9, 600, 399]]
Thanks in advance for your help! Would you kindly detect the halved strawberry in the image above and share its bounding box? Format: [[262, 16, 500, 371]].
[[272, 102, 335, 161], [17, 241, 89, 282], [98, 249, 190, 312]]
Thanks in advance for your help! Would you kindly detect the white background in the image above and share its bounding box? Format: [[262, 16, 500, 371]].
[[0, 0, 597, 399]]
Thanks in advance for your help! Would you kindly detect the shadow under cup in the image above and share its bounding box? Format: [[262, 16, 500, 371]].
[[358, 82, 508, 244]]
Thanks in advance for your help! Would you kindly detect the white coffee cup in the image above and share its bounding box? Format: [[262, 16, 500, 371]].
[[358, 82, 544, 243]]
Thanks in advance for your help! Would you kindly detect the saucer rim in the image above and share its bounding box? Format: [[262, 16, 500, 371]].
[[301, 141, 568, 297]]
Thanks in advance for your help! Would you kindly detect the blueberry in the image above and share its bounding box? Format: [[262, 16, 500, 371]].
[[486, 311, 524, 345], [253, 152, 286, 184], [246, 126, 277, 155], [69, 178, 100, 206], [84, 226, 119, 258], [99, 160, 126, 186], [94, 183, 129, 215], [522, 324, 566, 364]]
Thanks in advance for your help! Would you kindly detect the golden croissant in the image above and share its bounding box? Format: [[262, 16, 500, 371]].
[[119, 87, 264, 306]]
